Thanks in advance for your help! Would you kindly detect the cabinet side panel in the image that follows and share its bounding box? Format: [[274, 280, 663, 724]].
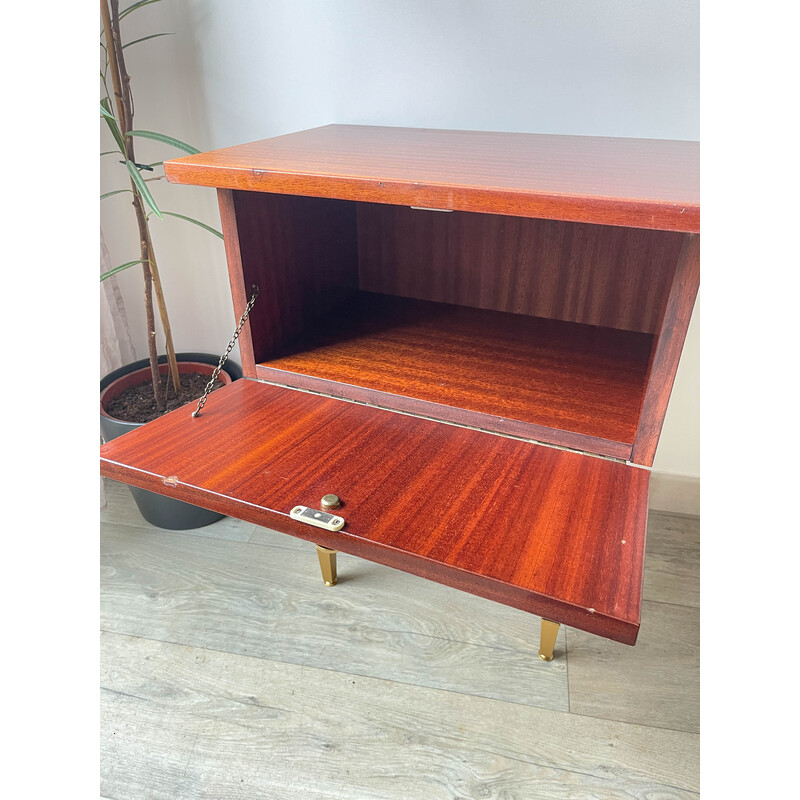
[[357, 205, 685, 334], [631, 234, 700, 465], [217, 189, 257, 377], [231, 191, 359, 362]]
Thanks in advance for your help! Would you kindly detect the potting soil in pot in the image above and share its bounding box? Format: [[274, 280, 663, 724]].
[[105, 373, 224, 424]]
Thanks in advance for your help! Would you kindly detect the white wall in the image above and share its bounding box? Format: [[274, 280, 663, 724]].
[[101, 0, 699, 483]]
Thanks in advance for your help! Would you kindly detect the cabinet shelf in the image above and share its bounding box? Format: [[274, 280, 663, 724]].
[[257, 291, 654, 458]]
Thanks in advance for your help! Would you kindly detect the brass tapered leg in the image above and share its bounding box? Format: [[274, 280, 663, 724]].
[[316, 545, 338, 586], [539, 619, 560, 662]]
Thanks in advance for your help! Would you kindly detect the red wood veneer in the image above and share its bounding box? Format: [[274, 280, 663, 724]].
[[357, 204, 686, 334], [100, 379, 650, 645], [257, 292, 654, 459], [99, 125, 702, 651], [166, 125, 699, 232]]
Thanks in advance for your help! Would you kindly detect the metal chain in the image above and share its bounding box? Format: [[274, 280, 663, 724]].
[[192, 284, 259, 418]]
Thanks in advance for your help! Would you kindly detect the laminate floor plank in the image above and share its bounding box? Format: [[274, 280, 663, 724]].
[[101, 631, 699, 800], [101, 478, 258, 543], [100, 484, 700, 796], [250, 524, 567, 659], [566, 600, 700, 733], [643, 513, 700, 608], [101, 521, 569, 711]]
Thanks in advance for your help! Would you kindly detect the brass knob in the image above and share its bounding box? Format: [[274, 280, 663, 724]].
[[321, 494, 341, 510]]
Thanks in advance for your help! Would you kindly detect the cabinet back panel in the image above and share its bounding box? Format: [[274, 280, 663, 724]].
[[232, 191, 359, 362], [357, 205, 685, 334]]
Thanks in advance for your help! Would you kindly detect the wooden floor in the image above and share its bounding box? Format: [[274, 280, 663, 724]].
[[100, 479, 699, 799]]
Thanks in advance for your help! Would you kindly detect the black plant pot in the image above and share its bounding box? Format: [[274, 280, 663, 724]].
[[100, 352, 242, 530]]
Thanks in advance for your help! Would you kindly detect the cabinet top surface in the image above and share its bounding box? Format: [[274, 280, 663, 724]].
[[165, 124, 699, 232]]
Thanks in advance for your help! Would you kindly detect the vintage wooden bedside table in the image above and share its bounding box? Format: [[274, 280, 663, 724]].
[[99, 125, 699, 661]]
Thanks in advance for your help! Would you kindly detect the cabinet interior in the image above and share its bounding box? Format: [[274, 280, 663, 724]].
[[231, 189, 688, 459]]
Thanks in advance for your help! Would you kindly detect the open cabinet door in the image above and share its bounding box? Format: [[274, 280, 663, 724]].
[[101, 379, 650, 645]]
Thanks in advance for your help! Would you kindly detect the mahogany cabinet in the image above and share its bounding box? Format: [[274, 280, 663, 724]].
[[100, 125, 699, 659]]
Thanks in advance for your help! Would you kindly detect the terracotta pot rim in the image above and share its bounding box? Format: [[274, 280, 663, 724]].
[[100, 360, 233, 421]]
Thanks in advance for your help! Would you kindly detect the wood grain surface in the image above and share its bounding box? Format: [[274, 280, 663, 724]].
[[101, 514, 569, 710], [203, 131, 698, 467], [101, 632, 699, 799], [642, 512, 700, 608], [259, 292, 653, 455], [99, 379, 650, 644], [631, 234, 700, 465], [357, 204, 686, 333], [165, 125, 699, 232], [222, 189, 359, 367], [567, 600, 700, 733], [100, 485, 700, 799], [217, 189, 257, 378]]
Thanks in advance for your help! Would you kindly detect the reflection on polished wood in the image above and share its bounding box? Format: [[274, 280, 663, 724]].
[[99, 379, 650, 645], [260, 292, 653, 457], [166, 124, 699, 232]]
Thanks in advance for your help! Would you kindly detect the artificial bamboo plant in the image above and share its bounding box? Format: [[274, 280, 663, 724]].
[[100, 0, 222, 413]]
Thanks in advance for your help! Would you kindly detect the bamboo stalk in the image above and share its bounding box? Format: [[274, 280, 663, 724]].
[[101, 0, 181, 405], [143, 223, 180, 393]]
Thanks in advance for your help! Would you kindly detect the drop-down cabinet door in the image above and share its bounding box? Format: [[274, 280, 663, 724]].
[[100, 378, 650, 645]]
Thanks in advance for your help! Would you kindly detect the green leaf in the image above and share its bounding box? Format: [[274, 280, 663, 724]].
[[162, 211, 223, 239], [99, 99, 114, 118], [126, 130, 200, 154], [125, 159, 162, 218], [119, 0, 163, 21], [101, 189, 133, 200], [101, 107, 127, 154], [123, 32, 174, 49], [100, 260, 146, 282], [100, 150, 119, 157]]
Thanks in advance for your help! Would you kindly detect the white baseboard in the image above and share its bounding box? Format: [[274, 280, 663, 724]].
[[648, 471, 699, 517]]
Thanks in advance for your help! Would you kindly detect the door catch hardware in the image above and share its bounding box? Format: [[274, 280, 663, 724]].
[[290, 505, 345, 531], [320, 494, 341, 510]]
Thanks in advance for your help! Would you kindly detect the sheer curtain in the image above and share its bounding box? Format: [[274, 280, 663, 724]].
[[100, 228, 137, 377], [100, 228, 137, 506]]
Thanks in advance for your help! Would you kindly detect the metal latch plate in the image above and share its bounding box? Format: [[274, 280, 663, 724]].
[[290, 505, 345, 531]]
